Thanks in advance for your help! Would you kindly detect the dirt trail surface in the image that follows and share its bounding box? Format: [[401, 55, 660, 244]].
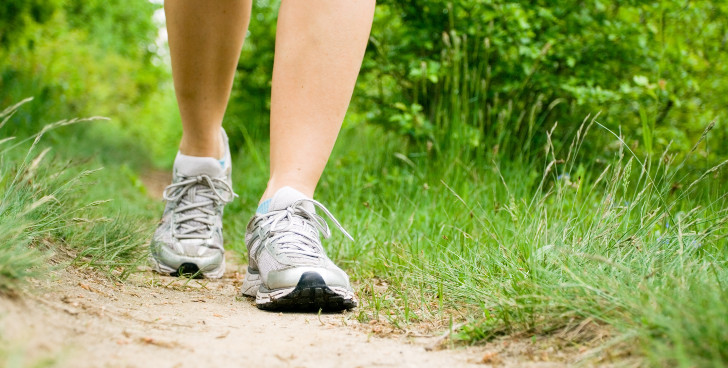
[[0, 255, 496, 368], [0, 253, 581, 368]]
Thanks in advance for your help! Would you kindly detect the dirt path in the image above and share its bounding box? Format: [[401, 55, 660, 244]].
[[0, 256, 591, 368], [0, 172, 586, 367], [1, 254, 514, 368]]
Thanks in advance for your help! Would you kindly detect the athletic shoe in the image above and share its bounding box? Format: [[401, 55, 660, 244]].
[[149, 129, 235, 279], [241, 187, 357, 311]]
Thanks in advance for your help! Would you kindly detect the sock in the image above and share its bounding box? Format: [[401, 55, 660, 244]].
[[174, 152, 226, 177], [174, 128, 231, 177], [256, 199, 271, 214], [256, 187, 314, 214]]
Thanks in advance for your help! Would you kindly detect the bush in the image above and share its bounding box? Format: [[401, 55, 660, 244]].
[[356, 1, 728, 159], [0, 0, 177, 166]]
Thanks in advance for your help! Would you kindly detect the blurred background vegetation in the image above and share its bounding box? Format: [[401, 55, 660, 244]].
[[3, 0, 727, 165], [1, 0, 177, 168], [2, 1, 728, 366], [235, 0, 728, 162]]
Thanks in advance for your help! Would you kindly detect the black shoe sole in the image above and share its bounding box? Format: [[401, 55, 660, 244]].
[[170, 262, 204, 278], [257, 272, 357, 312]]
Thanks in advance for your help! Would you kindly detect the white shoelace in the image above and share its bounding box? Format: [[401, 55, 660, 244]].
[[261, 199, 353, 262], [162, 175, 236, 240]]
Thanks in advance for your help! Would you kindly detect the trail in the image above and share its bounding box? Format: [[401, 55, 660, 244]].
[[0, 171, 578, 368], [2, 256, 499, 368], [0, 253, 590, 368]]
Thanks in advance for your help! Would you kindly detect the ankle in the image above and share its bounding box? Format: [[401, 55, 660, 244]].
[[179, 133, 224, 158], [260, 180, 315, 205]]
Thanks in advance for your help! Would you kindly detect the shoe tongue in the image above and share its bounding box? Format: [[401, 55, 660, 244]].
[[174, 152, 225, 178], [268, 187, 315, 212]]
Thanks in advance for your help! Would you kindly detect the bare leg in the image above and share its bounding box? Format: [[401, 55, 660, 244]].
[[165, 0, 251, 158], [262, 0, 376, 200]]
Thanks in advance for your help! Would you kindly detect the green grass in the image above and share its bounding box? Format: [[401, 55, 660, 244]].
[[0, 99, 155, 292], [224, 116, 727, 366], [2, 95, 726, 366]]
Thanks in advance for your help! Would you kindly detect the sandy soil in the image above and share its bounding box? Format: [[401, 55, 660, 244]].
[[0, 252, 595, 368]]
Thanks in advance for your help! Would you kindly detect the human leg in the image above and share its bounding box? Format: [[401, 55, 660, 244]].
[[262, 0, 376, 200], [166, 0, 251, 158], [150, 0, 251, 278], [242, 0, 375, 310]]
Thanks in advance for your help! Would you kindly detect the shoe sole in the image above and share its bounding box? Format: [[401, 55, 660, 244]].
[[241, 268, 262, 296], [149, 254, 225, 279], [253, 271, 357, 312]]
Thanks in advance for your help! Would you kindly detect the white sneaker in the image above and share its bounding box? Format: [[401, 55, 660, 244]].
[[149, 129, 235, 278], [241, 187, 357, 311]]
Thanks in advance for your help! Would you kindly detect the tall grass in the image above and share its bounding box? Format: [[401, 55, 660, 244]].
[[222, 33, 728, 364], [0, 99, 152, 292], [412, 30, 728, 365], [290, 117, 723, 366]]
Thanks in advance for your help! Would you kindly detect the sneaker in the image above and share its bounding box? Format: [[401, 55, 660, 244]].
[[149, 129, 235, 279], [241, 187, 357, 311]]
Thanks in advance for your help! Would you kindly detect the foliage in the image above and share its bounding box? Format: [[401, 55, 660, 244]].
[[0, 0, 178, 166], [0, 0, 60, 46], [219, 1, 728, 162], [224, 0, 280, 146], [358, 1, 728, 159]]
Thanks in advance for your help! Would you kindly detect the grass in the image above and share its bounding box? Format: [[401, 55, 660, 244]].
[[224, 114, 727, 366], [0, 99, 154, 293], [2, 91, 726, 367], [299, 30, 726, 366]]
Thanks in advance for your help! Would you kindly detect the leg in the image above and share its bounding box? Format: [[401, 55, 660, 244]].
[[262, 0, 376, 200], [241, 0, 375, 311], [165, 0, 251, 158], [150, 0, 250, 279]]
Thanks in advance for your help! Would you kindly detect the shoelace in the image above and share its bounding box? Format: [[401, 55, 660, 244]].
[[162, 175, 236, 240], [261, 199, 353, 261]]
